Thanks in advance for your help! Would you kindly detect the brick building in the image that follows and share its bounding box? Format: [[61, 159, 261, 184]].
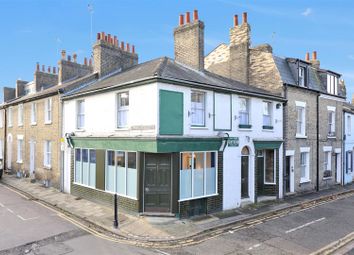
[[205, 12, 346, 194]]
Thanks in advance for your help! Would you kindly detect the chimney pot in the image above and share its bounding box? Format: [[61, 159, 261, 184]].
[[242, 12, 247, 24], [179, 14, 184, 26], [42, 65, 45, 72], [73, 53, 77, 63], [108, 34, 111, 43], [48, 66, 51, 73], [67, 55, 71, 62], [84, 57, 88, 66], [36, 62, 40, 71], [89, 59, 92, 66], [97, 33, 101, 41], [305, 52, 310, 61], [61, 50, 66, 60], [312, 51, 317, 60], [127, 43, 130, 52], [114, 36, 118, 46], [186, 12, 191, 23], [132, 45, 135, 54], [121, 41, 125, 50], [101, 32, 105, 41], [234, 15, 239, 27], [193, 10, 198, 21], [53, 67, 56, 74]]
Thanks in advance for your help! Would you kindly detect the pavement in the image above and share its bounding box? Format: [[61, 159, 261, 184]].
[[2, 173, 354, 245]]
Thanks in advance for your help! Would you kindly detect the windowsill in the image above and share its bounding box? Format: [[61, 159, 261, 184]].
[[18, 124, 23, 127], [264, 182, 276, 185], [8, 125, 12, 128], [31, 122, 37, 126], [16, 160, 23, 164], [239, 124, 252, 129], [75, 129, 85, 132], [262, 125, 274, 130], [44, 121, 52, 125], [115, 127, 129, 131], [43, 165, 52, 170], [178, 193, 218, 202], [327, 136, 336, 139], [296, 134, 307, 139], [300, 178, 311, 184], [190, 126, 208, 130], [323, 177, 333, 180], [238, 128, 253, 132]]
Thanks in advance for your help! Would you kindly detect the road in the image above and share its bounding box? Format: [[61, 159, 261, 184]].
[[1, 182, 354, 255]]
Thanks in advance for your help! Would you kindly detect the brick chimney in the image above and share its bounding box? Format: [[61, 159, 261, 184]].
[[174, 10, 205, 70], [93, 32, 138, 77], [310, 50, 320, 69], [58, 50, 93, 84], [229, 12, 251, 84], [34, 62, 58, 92], [16, 80, 28, 97], [3, 87, 16, 102]]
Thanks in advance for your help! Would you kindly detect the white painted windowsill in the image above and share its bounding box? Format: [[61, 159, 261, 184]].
[[16, 160, 23, 164], [44, 121, 52, 125], [296, 134, 307, 139], [300, 178, 311, 184], [31, 122, 37, 126]]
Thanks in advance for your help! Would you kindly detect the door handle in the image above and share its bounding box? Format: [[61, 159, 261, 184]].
[[145, 187, 150, 192], [291, 167, 294, 173]]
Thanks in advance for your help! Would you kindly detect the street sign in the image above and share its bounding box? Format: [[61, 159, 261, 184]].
[[228, 137, 239, 147]]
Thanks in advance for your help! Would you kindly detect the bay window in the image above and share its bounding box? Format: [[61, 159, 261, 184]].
[[180, 151, 217, 200], [191, 91, 205, 126]]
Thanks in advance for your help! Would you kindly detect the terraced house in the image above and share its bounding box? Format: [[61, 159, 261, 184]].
[[62, 10, 285, 217], [0, 53, 96, 188], [205, 12, 346, 195]]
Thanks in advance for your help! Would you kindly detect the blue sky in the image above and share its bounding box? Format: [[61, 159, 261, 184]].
[[0, 0, 354, 101]]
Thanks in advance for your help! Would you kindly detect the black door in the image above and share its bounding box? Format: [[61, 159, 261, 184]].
[[285, 156, 291, 193], [144, 153, 171, 213], [256, 151, 265, 196], [241, 155, 249, 198]]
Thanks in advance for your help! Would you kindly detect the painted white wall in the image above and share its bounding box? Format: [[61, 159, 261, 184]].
[[344, 112, 354, 184]]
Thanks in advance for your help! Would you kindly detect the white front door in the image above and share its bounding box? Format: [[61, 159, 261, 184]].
[[30, 141, 35, 175], [7, 134, 12, 169], [286, 150, 295, 193], [336, 152, 341, 184]]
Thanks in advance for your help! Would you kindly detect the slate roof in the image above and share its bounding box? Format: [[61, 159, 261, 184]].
[[63, 57, 284, 101]]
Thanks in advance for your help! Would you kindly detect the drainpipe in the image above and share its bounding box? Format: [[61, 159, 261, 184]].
[[58, 89, 64, 192], [283, 84, 288, 197], [342, 110, 345, 186], [316, 93, 320, 192]]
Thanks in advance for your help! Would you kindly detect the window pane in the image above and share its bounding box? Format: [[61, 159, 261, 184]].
[[82, 149, 88, 163], [119, 92, 129, 106], [193, 152, 204, 197], [116, 151, 125, 167], [117, 162, 126, 195], [128, 152, 136, 169], [191, 91, 205, 126], [89, 150, 96, 163], [89, 150, 96, 187], [265, 150, 275, 183], [127, 167, 137, 198], [206, 152, 216, 195], [180, 153, 192, 199], [75, 149, 81, 183], [106, 151, 115, 192]]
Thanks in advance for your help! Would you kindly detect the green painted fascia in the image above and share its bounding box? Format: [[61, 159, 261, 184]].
[[253, 141, 283, 150], [72, 137, 222, 153], [239, 124, 252, 129]]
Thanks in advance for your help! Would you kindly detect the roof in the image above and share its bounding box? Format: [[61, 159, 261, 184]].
[[63, 57, 284, 101]]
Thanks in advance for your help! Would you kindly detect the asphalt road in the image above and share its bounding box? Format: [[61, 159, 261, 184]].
[[2, 182, 354, 255]]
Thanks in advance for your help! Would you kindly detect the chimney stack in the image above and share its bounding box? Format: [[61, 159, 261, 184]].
[[229, 12, 251, 84], [305, 52, 310, 61], [174, 9, 205, 70], [16, 80, 28, 98], [36, 62, 40, 71], [73, 53, 77, 63], [61, 50, 66, 60], [42, 65, 45, 72], [93, 31, 138, 77], [47, 66, 51, 73], [53, 67, 56, 74], [310, 50, 320, 69]]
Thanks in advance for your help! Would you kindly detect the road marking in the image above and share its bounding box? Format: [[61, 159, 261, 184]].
[[17, 215, 39, 221], [248, 243, 261, 250], [285, 217, 325, 234], [155, 249, 171, 255], [7, 208, 14, 213], [0, 202, 4, 207]]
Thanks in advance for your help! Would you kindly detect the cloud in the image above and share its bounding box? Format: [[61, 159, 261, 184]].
[[302, 8, 312, 17]]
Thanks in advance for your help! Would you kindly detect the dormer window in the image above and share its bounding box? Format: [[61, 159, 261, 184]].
[[327, 74, 338, 95], [298, 66, 307, 87]]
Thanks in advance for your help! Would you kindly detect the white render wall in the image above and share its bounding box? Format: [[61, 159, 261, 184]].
[[344, 111, 354, 184]]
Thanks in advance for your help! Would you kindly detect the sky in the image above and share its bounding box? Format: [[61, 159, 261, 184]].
[[0, 0, 354, 102]]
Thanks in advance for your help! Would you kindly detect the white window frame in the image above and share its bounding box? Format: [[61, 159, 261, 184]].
[[263, 149, 276, 185], [347, 115, 351, 136], [327, 74, 338, 95], [76, 100, 85, 130], [327, 106, 336, 137], [117, 92, 129, 128], [18, 104, 23, 126], [17, 136, 24, 163], [105, 150, 137, 199], [44, 98, 52, 124], [8, 107, 13, 127], [298, 66, 306, 87], [295, 101, 306, 138], [300, 147, 311, 183], [179, 151, 218, 201], [0, 110, 3, 128], [190, 90, 206, 127], [43, 140, 52, 168], [31, 102, 37, 125], [346, 151, 353, 173], [262, 101, 272, 127], [239, 97, 250, 126], [74, 148, 97, 188]]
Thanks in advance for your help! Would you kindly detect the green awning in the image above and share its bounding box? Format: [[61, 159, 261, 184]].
[[253, 140, 283, 150], [72, 137, 222, 153]]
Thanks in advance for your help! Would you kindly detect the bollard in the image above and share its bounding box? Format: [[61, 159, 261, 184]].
[[113, 193, 118, 228]]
